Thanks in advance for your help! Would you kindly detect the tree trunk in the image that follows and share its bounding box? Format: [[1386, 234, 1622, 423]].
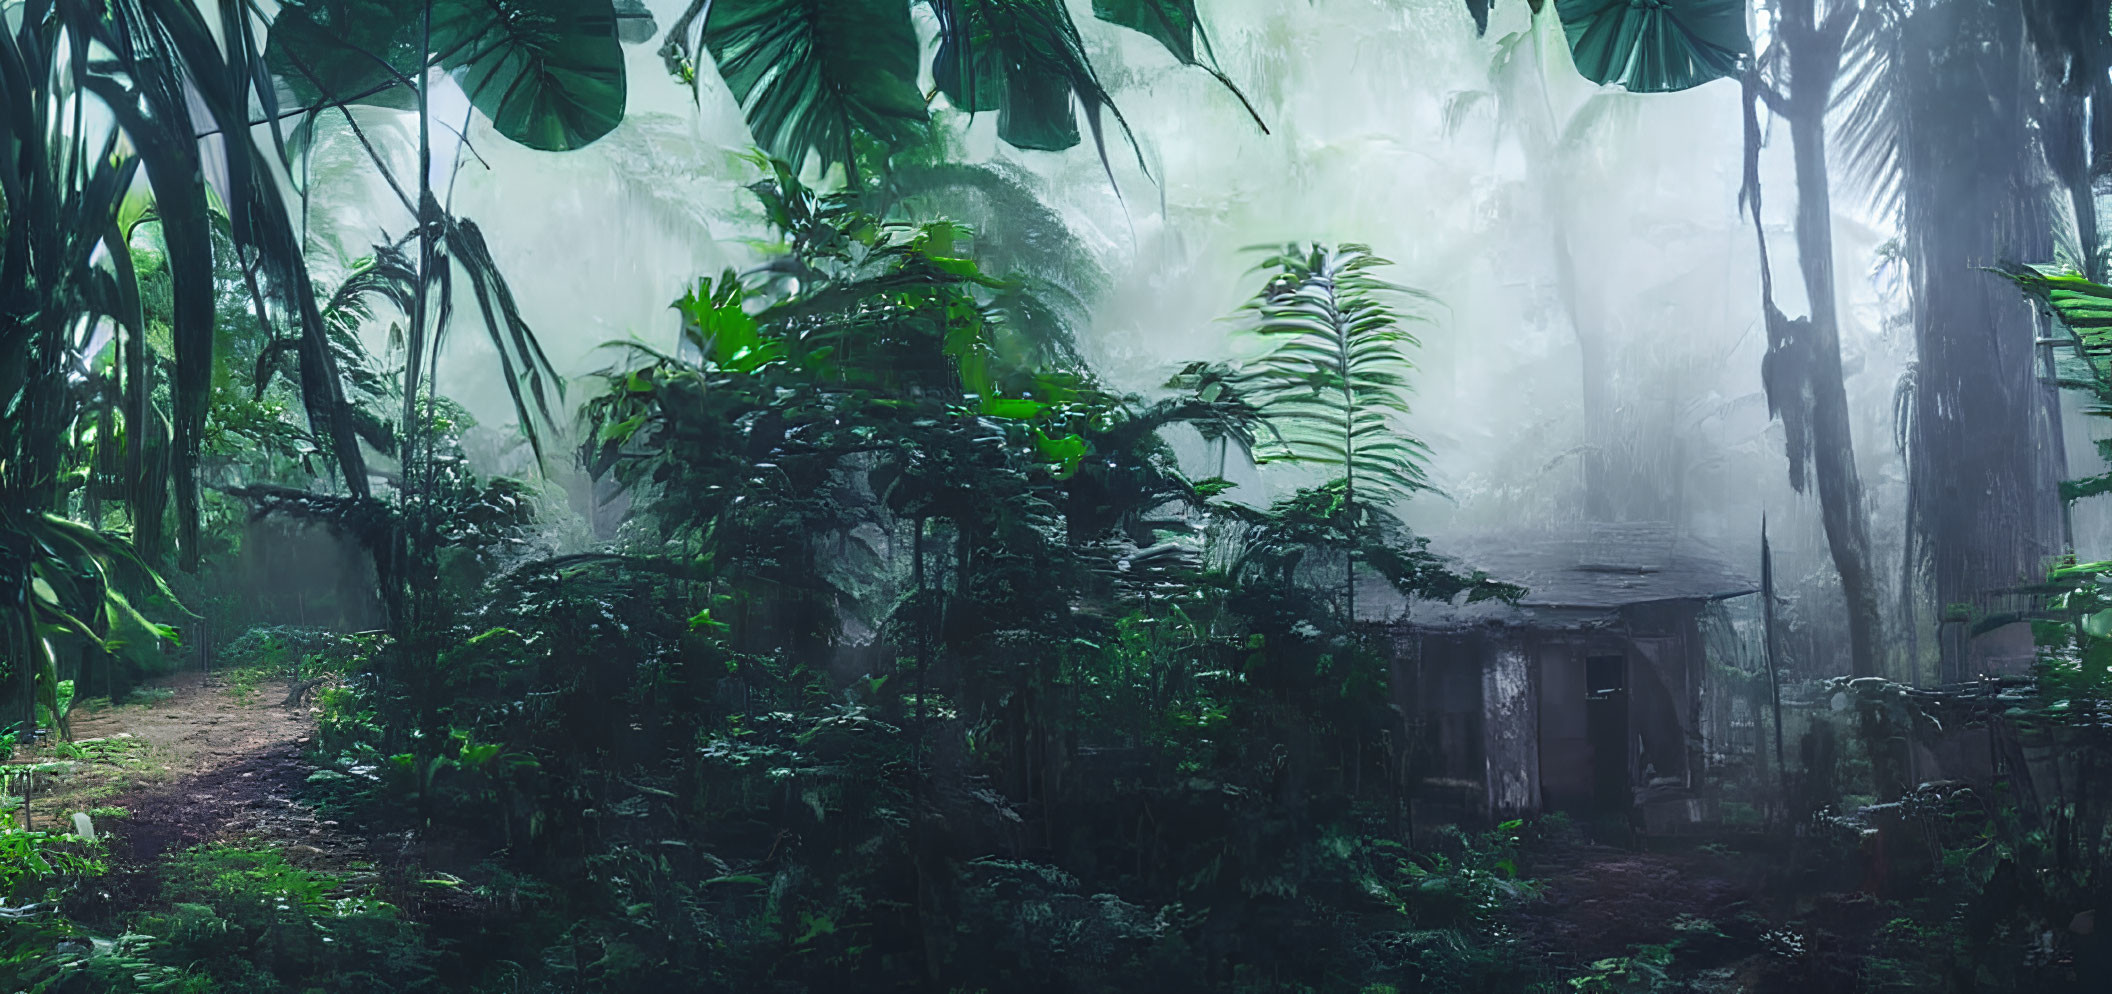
[[1551, 217, 1619, 522], [1902, 0, 2062, 682], [1754, 0, 1885, 677], [1787, 92, 1882, 678]]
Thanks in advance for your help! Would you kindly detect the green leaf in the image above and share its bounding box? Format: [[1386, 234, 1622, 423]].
[[1555, 0, 1749, 94], [1093, 0, 1202, 63], [459, 741, 504, 766], [688, 608, 731, 633], [702, 874, 767, 886], [703, 0, 928, 180], [105, 588, 181, 646], [795, 911, 837, 944], [436, 0, 629, 150], [1032, 428, 1087, 477], [931, 0, 1147, 162], [981, 396, 1046, 419], [2084, 609, 2112, 639], [678, 271, 771, 369], [266, 0, 423, 113], [599, 413, 646, 443]]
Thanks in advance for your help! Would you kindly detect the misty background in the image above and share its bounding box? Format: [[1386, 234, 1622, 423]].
[[282, 0, 2103, 680]]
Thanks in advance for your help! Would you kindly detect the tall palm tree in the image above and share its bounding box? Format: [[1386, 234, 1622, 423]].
[[1840, 0, 2064, 681]]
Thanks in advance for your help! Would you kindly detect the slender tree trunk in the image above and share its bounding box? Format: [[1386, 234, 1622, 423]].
[[1523, 22, 1619, 522], [1788, 90, 1882, 677], [1753, 0, 1885, 677], [912, 515, 927, 767], [1338, 307, 1358, 625], [1552, 224, 1618, 522]]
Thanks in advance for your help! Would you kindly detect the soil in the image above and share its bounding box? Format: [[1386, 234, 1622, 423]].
[[1512, 841, 1769, 964], [68, 671, 313, 776], [23, 672, 366, 870], [1505, 837, 1902, 993]]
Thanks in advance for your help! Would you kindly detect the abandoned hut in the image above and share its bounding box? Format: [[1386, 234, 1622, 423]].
[[1377, 524, 1760, 830]]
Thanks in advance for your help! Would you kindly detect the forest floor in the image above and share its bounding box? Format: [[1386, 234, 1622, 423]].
[[23, 672, 370, 873], [1508, 834, 1898, 992], [1512, 839, 1768, 961]]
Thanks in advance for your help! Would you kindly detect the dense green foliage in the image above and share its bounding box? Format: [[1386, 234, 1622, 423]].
[[13, 2, 2112, 993], [4, 844, 432, 993], [2, 156, 1544, 990]]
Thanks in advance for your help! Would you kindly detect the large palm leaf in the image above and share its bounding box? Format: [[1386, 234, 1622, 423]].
[[2005, 264, 2112, 501], [930, 0, 1137, 160], [434, 0, 629, 151], [81, 8, 221, 571], [1216, 244, 1441, 624]]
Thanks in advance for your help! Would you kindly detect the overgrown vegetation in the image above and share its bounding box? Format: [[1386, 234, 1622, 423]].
[[15, 1, 2112, 993]]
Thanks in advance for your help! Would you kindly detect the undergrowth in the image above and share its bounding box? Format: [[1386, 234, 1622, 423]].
[[2, 844, 429, 993]]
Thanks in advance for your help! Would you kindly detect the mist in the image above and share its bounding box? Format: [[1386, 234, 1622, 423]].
[[298, 0, 1983, 673]]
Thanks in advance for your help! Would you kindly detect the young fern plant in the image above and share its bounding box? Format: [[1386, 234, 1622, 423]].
[[1240, 243, 1435, 503], [1232, 243, 1440, 623]]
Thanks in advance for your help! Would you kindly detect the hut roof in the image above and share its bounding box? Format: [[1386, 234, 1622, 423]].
[[1368, 522, 1758, 629]]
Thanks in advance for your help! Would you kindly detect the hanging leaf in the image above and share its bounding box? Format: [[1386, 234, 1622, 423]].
[[1555, 0, 1748, 94], [931, 0, 1093, 151], [932, 0, 1006, 113], [1093, 0, 1205, 62], [702, 0, 928, 180], [269, 0, 628, 150], [1089, 0, 1264, 130], [435, 0, 629, 151], [1000, 62, 1083, 151], [2003, 264, 2112, 383], [930, 0, 1148, 176], [266, 0, 422, 112], [1460, 0, 1544, 36]]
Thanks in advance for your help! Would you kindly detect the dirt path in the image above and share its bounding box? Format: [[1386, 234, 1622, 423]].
[[30, 672, 363, 868], [67, 671, 312, 777]]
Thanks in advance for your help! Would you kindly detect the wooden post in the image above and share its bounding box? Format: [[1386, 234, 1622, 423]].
[[1762, 518, 1786, 791]]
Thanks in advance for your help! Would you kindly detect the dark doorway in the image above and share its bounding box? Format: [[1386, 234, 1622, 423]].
[[1585, 654, 1629, 812]]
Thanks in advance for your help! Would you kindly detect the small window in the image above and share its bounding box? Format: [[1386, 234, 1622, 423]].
[[1586, 655, 1625, 697]]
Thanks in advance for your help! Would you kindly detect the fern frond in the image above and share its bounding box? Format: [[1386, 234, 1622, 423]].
[[1233, 244, 1436, 505]]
